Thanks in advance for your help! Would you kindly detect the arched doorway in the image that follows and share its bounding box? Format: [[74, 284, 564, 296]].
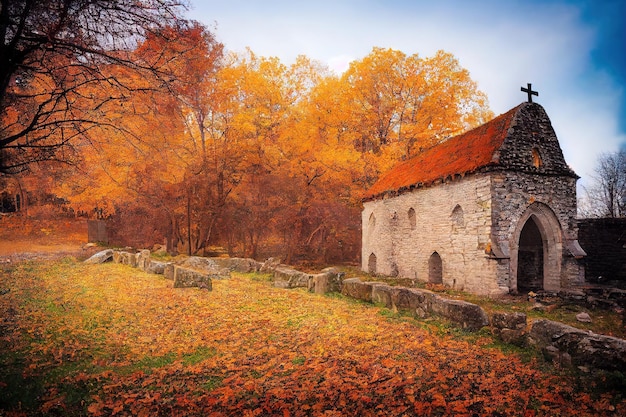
[[428, 252, 443, 284], [511, 203, 563, 293], [517, 216, 544, 291]]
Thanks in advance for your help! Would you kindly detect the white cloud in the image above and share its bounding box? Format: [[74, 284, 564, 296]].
[[188, 0, 625, 188]]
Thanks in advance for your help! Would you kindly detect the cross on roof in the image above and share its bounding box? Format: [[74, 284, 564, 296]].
[[521, 83, 538, 103]]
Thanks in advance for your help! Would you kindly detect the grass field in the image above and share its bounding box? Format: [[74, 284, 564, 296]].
[[1, 258, 625, 416]]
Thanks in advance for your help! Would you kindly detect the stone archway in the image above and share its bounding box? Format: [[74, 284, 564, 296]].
[[517, 216, 544, 291], [511, 203, 563, 293]]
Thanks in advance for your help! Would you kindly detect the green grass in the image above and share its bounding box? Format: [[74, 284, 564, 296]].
[[248, 272, 274, 282], [182, 346, 218, 366], [291, 356, 306, 365]]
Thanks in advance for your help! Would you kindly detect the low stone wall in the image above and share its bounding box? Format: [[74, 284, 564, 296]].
[[84, 250, 626, 373], [83, 249, 259, 290], [270, 265, 344, 293], [83, 249, 114, 264], [342, 278, 488, 331], [308, 268, 344, 294], [490, 312, 527, 345], [272, 265, 311, 289], [172, 266, 213, 289]]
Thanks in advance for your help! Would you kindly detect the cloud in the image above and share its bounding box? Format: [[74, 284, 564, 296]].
[[188, 0, 626, 189]]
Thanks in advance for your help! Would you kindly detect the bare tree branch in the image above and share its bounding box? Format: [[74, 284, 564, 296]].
[[581, 150, 626, 218], [0, 0, 189, 174]]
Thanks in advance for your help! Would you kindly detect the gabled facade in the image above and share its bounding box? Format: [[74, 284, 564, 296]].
[[361, 102, 585, 295]]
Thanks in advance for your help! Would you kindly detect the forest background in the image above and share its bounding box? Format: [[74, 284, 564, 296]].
[[0, 6, 494, 264]]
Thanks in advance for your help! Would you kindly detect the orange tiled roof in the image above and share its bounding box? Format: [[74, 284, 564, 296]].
[[364, 104, 522, 200]]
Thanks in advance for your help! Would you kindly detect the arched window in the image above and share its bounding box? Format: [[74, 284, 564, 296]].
[[428, 252, 443, 284], [368, 212, 376, 228], [408, 207, 416, 230], [368, 253, 377, 274], [532, 148, 542, 168], [451, 204, 464, 228]]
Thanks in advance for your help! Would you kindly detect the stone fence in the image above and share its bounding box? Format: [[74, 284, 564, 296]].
[[84, 249, 263, 289], [270, 263, 626, 374], [84, 250, 626, 373]]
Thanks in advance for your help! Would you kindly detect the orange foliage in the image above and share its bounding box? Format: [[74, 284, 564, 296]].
[[1, 260, 623, 416], [9, 23, 495, 263]]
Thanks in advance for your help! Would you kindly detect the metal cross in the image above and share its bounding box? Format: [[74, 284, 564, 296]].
[[521, 83, 538, 103]]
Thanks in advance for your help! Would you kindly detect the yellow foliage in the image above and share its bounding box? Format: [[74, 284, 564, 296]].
[[0, 260, 622, 415]]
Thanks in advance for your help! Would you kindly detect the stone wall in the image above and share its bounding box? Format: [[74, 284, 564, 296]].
[[362, 170, 583, 296], [362, 175, 500, 295], [578, 218, 626, 286], [480, 103, 583, 292], [83, 250, 262, 289], [528, 319, 626, 372], [496, 103, 576, 177], [337, 277, 626, 372], [490, 171, 583, 291]]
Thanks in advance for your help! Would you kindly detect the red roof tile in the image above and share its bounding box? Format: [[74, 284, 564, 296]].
[[364, 104, 522, 200]]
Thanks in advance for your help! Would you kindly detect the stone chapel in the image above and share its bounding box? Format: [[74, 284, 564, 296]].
[[361, 101, 586, 295]]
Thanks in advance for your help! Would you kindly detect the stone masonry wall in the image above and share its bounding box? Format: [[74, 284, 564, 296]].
[[496, 103, 576, 177], [362, 103, 583, 296], [489, 102, 582, 292], [362, 175, 502, 295], [490, 172, 582, 291]]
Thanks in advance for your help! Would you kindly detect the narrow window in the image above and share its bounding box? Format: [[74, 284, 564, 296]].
[[451, 204, 464, 228], [532, 148, 542, 168], [369, 212, 376, 228], [408, 207, 416, 230]]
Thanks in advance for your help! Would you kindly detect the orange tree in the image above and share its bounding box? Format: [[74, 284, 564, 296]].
[[53, 22, 226, 251], [335, 47, 493, 188], [0, 0, 189, 174], [40, 36, 493, 262]]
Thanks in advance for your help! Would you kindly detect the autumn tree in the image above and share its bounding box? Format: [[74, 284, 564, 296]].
[[35, 38, 492, 262], [50, 21, 226, 253], [270, 70, 363, 263], [129, 21, 226, 254], [0, 0, 189, 174], [336, 48, 493, 187], [213, 52, 306, 258], [258, 48, 494, 263]]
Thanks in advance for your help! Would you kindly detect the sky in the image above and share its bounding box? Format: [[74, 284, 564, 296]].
[[186, 0, 626, 189]]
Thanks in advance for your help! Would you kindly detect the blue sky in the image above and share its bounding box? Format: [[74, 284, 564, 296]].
[[186, 0, 626, 189]]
